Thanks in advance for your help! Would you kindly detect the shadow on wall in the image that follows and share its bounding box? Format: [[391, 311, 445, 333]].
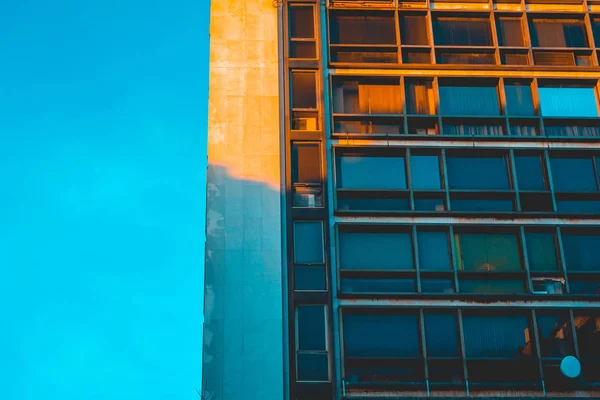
[[202, 164, 284, 400]]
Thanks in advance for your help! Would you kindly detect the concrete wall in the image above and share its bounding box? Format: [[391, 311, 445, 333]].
[[203, 1, 284, 399]]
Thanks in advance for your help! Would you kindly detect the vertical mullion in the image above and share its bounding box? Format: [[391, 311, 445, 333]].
[[509, 149, 522, 211], [489, 8, 501, 65], [406, 147, 415, 212], [413, 224, 422, 293], [568, 309, 582, 361], [520, 226, 533, 294], [498, 77, 509, 136], [457, 309, 469, 396], [419, 309, 431, 396], [441, 148, 451, 211], [449, 225, 460, 293], [400, 75, 409, 136], [530, 309, 547, 396], [532, 78, 545, 137], [427, 9, 436, 64], [521, 10, 534, 65], [395, 8, 402, 64], [583, 2, 597, 66], [556, 226, 571, 294], [543, 149, 557, 212], [434, 76, 444, 135]]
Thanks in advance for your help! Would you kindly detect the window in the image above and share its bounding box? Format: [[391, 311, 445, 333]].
[[433, 17, 492, 46], [562, 232, 600, 271], [438, 82, 500, 116], [418, 231, 451, 270], [536, 311, 574, 359], [424, 313, 460, 357], [538, 87, 598, 118], [515, 155, 546, 191], [289, 5, 316, 59], [332, 78, 403, 115], [292, 142, 322, 207], [446, 156, 509, 190], [410, 155, 441, 189], [291, 71, 319, 131], [292, 72, 317, 109], [336, 153, 406, 189], [525, 232, 559, 271], [405, 79, 435, 115], [330, 12, 396, 45], [550, 157, 597, 192], [295, 266, 326, 291], [293, 221, 324, 264], [343, 313, 420, 357], [400, 14, 429, 45], [496, 17, 524, 47], [456, 233, 522, 271], [505, 82, 535, 116], [290, 6, 314, 39], [529, 18, 588, 48], [296, 306, 328, 381], [339, 230, 413, 270]]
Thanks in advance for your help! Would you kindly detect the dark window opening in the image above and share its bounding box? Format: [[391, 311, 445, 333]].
[[401, 14, 428, 45], [456, 232, 522, 272], [291, 72, 317, 109], [294, 221, 324, 265], [526, 232, 559, 271], [562, 233, 600, 271], [339, 230, 413, 270], [330, 12, 396, 45], [290, 6, 314, 39], [336, 153, 406, 189], [433, 17, 492, 46], [446, 155, 509, 190], [496, 17, 524, 47], [529, 18, 588, 48], [550, 157, 597, 192]]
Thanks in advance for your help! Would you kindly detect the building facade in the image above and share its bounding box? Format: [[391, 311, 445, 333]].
[[204, 0, 600, 399]]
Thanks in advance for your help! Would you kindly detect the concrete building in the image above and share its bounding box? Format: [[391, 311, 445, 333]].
[[203, 0, 600, 399]]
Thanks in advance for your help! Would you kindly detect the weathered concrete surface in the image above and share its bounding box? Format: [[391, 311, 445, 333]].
[[203, 1, 283, 399]]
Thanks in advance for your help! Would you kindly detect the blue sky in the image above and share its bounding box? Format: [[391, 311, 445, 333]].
[[0, 1, 209, 399]]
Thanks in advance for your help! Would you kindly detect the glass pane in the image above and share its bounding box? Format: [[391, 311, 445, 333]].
[[424, 313, 459, 357], [337, 155, 406, 189], [525, 232, 558, 271], [451, 198, 514, 212], [562, 233, 600, 271], [290, 6, 314, 39], [556, 200, 600, 214], [458, 233, 522, 271], [428, 360, 464, 383], [515, 155, 545, 190], [291, 41, 316, 59], [421, 279, 454, 293], [292, 72, 317, 109], [434, 18, 492, 46], [411, 155, 441, 189], [295, 266, 326, 291], [505, 84, 535, 116], [339, 231, 413, 270], [439, 85, 500, 116], [530, 18, 588, 48], [340, 278, 416, 293], [550, 157, 597, 192], [418, 231, 451, 270], [343, 314, 420, 357], [330, 13, 396, 45], [292, 143, 321, 184], [297, 353, 328, 381], [446, 157, 509, 190], [497, 17, 524, 47], [460, 279, 525, 294], [467, 359, 539, 383], [414, 197, 445, 211], [538, 87, 598, 118], [401, 15, 428, 45], [574, 314, 600, 358], [294, 221, 324, 264], [569, 278, 600, 294], [462, 314, 533, 358], [536, 312, 574, 358], [338, 196, 409, 211], [405, 80, 434, 115], [297, 306, 326, 351]]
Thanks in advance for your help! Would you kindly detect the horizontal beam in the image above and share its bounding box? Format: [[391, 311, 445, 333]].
[[339, 298, 600, 308], [334, 216, 600, 225], [332, 139, 600, 149]]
